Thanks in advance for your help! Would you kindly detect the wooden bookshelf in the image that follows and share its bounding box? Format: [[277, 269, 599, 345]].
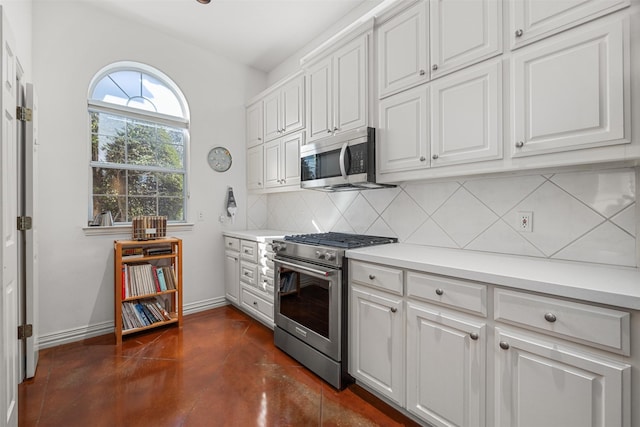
[[114, 237, 183, 344]]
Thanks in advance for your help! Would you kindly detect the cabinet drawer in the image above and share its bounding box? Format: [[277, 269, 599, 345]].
[[224, 237, 240, 251], [350, 260, 403, 295], [259, 274, 274, 295], [240, 240, 258, 262], [240, 261, 258, 287], [407, 272, 487, 317], [494, 289, 630, 354], [241, 286, 274, 319]]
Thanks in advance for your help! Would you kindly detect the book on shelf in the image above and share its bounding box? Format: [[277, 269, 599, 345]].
[[122, 297, 173, 331], [156, 267, 167, 291], [144, 246, 173, 256]]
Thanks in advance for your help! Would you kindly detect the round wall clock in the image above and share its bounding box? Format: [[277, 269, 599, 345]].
[[207, 147, 232, 172]]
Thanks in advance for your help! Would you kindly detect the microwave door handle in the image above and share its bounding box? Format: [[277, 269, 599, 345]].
[[339, 142, 348, 179]]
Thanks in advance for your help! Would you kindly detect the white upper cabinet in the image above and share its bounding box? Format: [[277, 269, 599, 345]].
[[430, 0, 502, 79], [376, 0, 502, 98], [264, 132, 302, 189], [263, 74, 304, 142], [510, 0, 630, 50], [378, 84, 430, 174], [246, 144, 264, 191], [305, 31, 370, 143], [246, 101, 263, 148], [431, 58, 502, 166], [377, 1, 429, 98], [511, 18, 628, 157]]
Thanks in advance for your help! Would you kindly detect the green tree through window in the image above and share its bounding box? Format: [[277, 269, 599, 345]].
[[88, 63, 189, 224]]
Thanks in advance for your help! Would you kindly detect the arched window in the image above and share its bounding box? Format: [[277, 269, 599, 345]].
[[88, 62, 189, 224]]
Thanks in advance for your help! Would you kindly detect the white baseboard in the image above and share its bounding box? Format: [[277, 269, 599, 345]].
[[38, 297, 229, 350]]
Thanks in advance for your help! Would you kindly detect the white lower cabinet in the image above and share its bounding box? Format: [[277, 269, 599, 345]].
[[350, 283, 405, 405], [407, 301, 486, 427], [494, 327, 630, 427], [224, 237, 240, 304]]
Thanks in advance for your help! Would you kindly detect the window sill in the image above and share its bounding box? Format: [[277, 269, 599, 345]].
[[83, 222, 195, 237]]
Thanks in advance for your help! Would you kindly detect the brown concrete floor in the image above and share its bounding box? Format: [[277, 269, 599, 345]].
[[19, 305, 420, 426]]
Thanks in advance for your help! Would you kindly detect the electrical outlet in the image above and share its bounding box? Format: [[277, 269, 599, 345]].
[[198, 211, 205, 222], [518, 211, 533, 233]]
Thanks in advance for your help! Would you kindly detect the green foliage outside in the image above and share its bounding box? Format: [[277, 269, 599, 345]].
[[91, 112, 185, 223]]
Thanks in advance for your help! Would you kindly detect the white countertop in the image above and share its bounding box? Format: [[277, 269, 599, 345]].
[[346, 243, 640, 310], [222, 229, 294, 242]]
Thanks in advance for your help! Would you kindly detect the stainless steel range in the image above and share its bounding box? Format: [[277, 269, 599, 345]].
[[272, 232, 397, 389]]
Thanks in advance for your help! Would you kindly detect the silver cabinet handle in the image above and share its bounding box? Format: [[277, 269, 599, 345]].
[[228, 242, 232, 246], [499, 341, 510, 350], [368, 274, 376, 280], [469, 332, 479, 341], [390, 307, 398, 313], [419, 156, 426, 162], [515, 29, 524, 37], [419, 69, 426, 76], [544, 312, 557, 323], [257, 182, 262, 186], [327, 129, 332, 133], [333, 127, 339, 132], [253, 301, 258, 306], [435, 288, 444, 296], [257, 137, 262, 141], [515, 141, 524, 148], [282, 127, 286, 133], [432, 64, 438, 71], [432, 154, 439, 160]]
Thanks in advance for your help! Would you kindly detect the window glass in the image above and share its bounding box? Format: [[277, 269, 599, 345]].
[[88, 63, 188, 224]]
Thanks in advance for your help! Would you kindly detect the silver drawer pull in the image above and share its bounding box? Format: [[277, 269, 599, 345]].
[[544, 312, 557, 323], [499, 341, 510, 350], [515, 29, 524, 37], [469, 332, 479, 341], [390, 307, 397, 313], [435, 288, 444, 296], [368, 274, 375, 280]]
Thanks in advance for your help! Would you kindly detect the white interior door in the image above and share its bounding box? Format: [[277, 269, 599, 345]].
[[1, 5, 19, 425], [24, 83, 38, 379]]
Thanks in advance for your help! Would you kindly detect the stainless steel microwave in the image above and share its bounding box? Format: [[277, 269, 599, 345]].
[[300, 127, 395, 192]]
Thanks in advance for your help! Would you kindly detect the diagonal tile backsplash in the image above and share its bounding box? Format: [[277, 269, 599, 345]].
[[248, 167, 638, 267]]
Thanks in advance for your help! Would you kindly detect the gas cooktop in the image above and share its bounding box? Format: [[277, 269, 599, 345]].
[[284, 232, 397, 249]]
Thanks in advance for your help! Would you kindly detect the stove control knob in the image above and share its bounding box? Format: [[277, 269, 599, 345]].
[[316, 250, 326, 259], [272, 243, 285, 252], [325, 252, 336, 261]]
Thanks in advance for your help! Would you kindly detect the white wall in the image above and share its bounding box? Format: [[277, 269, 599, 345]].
[[33, 1, 266, 344]]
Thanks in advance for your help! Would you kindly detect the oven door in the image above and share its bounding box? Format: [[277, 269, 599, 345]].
[[274, 257, 341, 361]]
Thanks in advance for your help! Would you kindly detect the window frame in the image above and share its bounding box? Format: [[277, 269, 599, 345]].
[[86, 62, 191, 226]]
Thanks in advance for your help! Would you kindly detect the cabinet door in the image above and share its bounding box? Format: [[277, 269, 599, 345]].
[[281, 75, 305, 136], [263, 139, 281, 188], [431, 59, 502, 167], [377, 1, 428, 98], [378, 84, 429, 174], [510, 0, 629, 49], [263, 91, 281, 142], [246, 144, 264, 190], [495, 328, 630, 427], [333, 35, 367, 135], [224, 250, 240, 304], [281, 132, 302, 187], [306, 57, 333, 142], [407, 302, 486, 427], [430, 0, 501, 79], [350, 284, 404, 405], [246, 101, 263, 148], [511, 19, 627, 157]]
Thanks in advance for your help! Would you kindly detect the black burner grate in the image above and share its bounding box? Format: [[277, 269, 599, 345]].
[[284, 232, 397, 249]]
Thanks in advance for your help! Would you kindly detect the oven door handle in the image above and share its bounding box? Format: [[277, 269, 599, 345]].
[[276, 259, 335, 278], [339, 142, 348, 179]]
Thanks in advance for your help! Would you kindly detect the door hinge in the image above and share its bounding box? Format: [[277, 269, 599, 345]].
[[18, 324, 33, 340], [17, 216, 32, 231], [17, 106, 33, 122]]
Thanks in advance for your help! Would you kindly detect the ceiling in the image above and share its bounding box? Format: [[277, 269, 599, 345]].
[[84, 0, 384, 73]]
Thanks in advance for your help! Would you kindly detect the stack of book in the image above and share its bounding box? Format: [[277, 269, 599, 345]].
[[121, 297, 173, 330], [121, 263, 177, 299]]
